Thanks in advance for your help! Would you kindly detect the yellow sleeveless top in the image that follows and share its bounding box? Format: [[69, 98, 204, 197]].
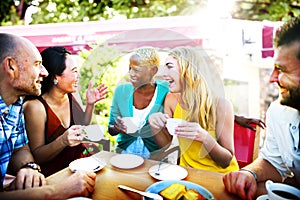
[[174, 103, 239, 173]]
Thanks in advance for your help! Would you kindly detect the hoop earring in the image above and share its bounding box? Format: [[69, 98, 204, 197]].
[[53, 79, 58, 85]]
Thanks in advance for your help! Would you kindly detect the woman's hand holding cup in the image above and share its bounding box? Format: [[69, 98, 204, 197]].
[[148, 112, 169, 134], [60, 125, 84, 147]]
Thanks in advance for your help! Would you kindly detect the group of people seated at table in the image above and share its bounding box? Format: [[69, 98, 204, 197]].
[[1, 15, 299, 199]]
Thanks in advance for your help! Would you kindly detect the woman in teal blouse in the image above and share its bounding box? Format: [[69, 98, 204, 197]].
[[108, 47, 169, 158]]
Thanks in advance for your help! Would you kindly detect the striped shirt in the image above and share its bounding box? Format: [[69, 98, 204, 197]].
[[0, 96, 28, 188]]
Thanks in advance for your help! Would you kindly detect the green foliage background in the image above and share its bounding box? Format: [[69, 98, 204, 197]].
[[31, 0, 194, 24], [77, 42, 127, 147], [232, 0, 300, 22], [1, 0, 300, 26]]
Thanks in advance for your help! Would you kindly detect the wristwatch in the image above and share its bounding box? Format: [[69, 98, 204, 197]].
[[21, 162, 41, 173]]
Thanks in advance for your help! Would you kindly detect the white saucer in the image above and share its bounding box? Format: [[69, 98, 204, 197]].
[[148, 163, 188, 181], [110, 154, 144, 169], [256, 194, 269, 200], [69, 156, 106, 172]]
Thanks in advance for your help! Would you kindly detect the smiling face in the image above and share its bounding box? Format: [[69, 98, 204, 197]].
[[270, 42, 300, 110], [13, 38, 48, 96], [129, 55, 156, 88], [56, 55, 80, 93], [162, 55, 182, 93]]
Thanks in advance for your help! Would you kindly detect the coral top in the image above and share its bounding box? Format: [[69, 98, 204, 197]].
[[174, 103, 239, 173]]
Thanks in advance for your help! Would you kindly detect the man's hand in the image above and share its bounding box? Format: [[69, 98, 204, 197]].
[[54, 171, 96, 199], [8, 168, 45, 190], [223, 170, 257, 200], [1, 171, 96, 199]]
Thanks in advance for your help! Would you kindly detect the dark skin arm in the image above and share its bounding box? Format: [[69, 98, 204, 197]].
[[108, 125, 119, 136], [108, 117, 127, 136], [234, 115, 266, 131]]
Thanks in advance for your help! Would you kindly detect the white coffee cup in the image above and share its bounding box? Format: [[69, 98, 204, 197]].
[[122, 117, 145, 133], [82, 125, 104, 141], [265, 180, 300, 200], [166, 118, 186, 136]]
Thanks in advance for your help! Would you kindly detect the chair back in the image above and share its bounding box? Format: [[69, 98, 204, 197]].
[[234, 122, 257, 168], [98, 138, 110, 151]]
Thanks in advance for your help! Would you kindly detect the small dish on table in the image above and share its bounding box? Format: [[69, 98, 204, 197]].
[[110, 154, 144, 169], [144, 180, 215, 200], [69, 156, 106, 172], [148, 163, 188, 181]]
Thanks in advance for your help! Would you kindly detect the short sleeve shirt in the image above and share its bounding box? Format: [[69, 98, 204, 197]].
[[260, 101, 300, 183], [0, 96, 28, 187]]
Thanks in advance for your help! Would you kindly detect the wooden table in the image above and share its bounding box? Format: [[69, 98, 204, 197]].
[[46, 151, 243, 200]]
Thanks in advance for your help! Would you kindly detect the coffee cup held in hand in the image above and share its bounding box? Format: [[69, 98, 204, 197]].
[[265, 180, 300, 200], [166, 118, 186, 136], [82, 125, 104, 141], [122, 117, 141, 133]]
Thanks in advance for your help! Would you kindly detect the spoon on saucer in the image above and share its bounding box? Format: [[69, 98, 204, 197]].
[[155, 161, 163, 176], [155, 157, 168, 176]]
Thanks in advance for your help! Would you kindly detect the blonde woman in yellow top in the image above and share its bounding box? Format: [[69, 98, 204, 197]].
[[149, 46, 239, 173]]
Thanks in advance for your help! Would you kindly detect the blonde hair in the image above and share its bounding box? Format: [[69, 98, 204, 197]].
[[169, 46, 225, 131], [131, 47, 160, 67]]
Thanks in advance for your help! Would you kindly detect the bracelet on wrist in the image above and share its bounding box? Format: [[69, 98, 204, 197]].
[[239, 168, 257, 181], [21, 162, 41, 173]]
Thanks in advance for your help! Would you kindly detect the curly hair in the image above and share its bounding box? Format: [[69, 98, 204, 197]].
[[131, 46, 160, 67]]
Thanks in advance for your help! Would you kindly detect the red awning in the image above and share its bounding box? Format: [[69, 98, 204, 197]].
[[261, 20, 283, 58], [0, 16, 205, 53], [0, 16, 283, 58], [262, 25, 274, 58]]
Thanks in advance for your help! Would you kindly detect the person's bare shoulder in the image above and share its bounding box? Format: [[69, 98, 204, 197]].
[[165, 93, 179, 103], [164, 93, 180, 117], [23, 99, 46, 118], [216, 98, 234, 113]]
